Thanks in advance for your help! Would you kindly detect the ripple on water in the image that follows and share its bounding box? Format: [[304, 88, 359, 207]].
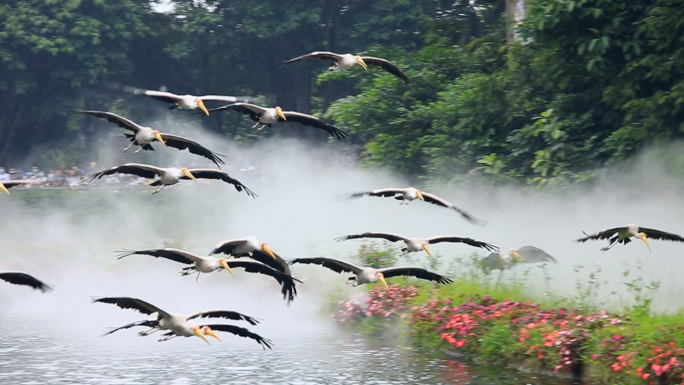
[[0, 317, 576, 385]]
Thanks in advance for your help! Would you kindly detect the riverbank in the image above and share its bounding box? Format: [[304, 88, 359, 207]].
[[331, 266, 684, 384]]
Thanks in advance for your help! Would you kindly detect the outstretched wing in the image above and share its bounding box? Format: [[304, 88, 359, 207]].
[[101, 319, 158, 337], [280, 111, 348, 139], [279, 51, 343, 68], [72, 110, 142, 133], [350, 188, 404, 199], [92, 297, 171, 319], [288, 257, 363, 275], [335, 232, 409, 243], [233, 250, 290, 275], [200, 324, 273, 350], [514, 246, 558, 263], [186, 310, 260, 326], [224, 260, 300, 303], [378, 266, 452, 284], [361, 57, 411, 85], [575, 227, 625, 242], [420, 192, 487, 226], [82, 163, 162, 183], [207, 103, 266, 123], [186, 169, 257, 198], [0, 272, 52, 292], [160, 134, 225, 168], [198, 95, 258, 104], [115, 248, 198, 265], [639, 227, 684, 242], [426, 236, 498, 252], [138, 90, 182, 104]]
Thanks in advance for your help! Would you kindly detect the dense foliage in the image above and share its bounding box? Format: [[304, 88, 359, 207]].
[[2, 0, 683, 186]]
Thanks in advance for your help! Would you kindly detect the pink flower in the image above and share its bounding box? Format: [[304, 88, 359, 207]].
[[591, 354, 599, 360], [612, 335, 623, 341]]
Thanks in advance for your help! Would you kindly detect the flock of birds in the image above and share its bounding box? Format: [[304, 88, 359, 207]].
[[3, 51, 684, 350]]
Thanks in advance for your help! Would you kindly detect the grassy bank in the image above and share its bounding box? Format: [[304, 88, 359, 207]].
[[330, 245, 684, 384]]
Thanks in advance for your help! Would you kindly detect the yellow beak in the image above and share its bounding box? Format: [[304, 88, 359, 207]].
[[510, 250, 524, 262], [422, 243, 433, 259], [262, 244, 277, 260], [193, 326, 211, 345], [416, 190, 425, 201], [220, 258, 235, 277], [276, 108, 287, 121], [182, 168, 196, 181], [197, 100, 209, 116], [356, 56, 368, 70], [154, 131, 166, 146], [377, 273, 390, 292], [0, 183, 9, 195], [203, 327, 221, 342], [640, 233, 651, 253]]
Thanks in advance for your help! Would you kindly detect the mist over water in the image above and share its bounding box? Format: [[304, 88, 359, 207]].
[[1, 113, 684, 383]]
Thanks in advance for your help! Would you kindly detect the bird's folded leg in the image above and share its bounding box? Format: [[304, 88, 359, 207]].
[[134, 146, 143, 154], [122, 142, 134, 152], [139, 328, 159, 337], [152, 185, 165, 195], [252, 121, 261, 129]]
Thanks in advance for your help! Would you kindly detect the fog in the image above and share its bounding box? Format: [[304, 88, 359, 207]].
[[2, 109, 684, 350]]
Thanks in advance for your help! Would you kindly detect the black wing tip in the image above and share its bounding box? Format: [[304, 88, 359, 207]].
[[333, 236, 350, 243], [40, 283, 54, 293]]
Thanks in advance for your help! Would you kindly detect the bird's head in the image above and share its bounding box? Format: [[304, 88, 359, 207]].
[[181, 167, 196, 181], [202, 326, 221, 342], [639, 233, 651, 253], [153, 130, 166, 146], [0, 183, 8, 195], [261, 242, 277, 260], [196, 99, 209, 116], [510, 249, 524, 262], [422, 242, 433, 259], [275, 106, 286, 121], [355, 56, 368, 70], [376, 272, 390, 292], [415, 190, 425, 201], [218, 257, 235, 277], [192, 325, 211, 345]]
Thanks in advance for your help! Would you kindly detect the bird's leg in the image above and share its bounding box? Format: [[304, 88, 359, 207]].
[[158, 334, 178, 342], [601, 237, 618, 252], [152, 185, 165, 195], [256, 123, 266, 131], [251, 121, 261, 129], [346, 277, 358, 286], [138, 328, 159, 337], [328, 64, 338, 71], [122, 142, 134, 152], [195, 271, 201, 283], [133, 146, 144, 154]]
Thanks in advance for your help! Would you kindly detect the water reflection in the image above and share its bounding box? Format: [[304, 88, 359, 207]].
[[0, 317, 576, 384]]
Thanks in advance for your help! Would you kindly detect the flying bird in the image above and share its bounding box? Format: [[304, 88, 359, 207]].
[[289, 257, 451, 290], [207, 103, 347, 139], [350, 187, 487, 226], [335, 232, 498, 258], [156, 324, 273, 349], [73, 110, 225, 167], [576, 224, 684, 252], [480, 246, 557, 272], [93, 297, 270, 348], [0, 272, 52, 292], [116, 249, 300, 302], [279, 52, 411, 85], [118, 84, 257, 115], [82, 164, 256, 196], [210, 237, 290, 275], [0, 180, 38, 195]]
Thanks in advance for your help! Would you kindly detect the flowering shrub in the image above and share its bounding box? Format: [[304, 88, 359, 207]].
[[333, 284, 419, 324]]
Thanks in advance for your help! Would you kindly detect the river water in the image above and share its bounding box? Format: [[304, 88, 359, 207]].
[[0, 316, 576, 385]]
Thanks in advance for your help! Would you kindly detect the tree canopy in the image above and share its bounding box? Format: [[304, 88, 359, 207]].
[[1, 0, 682, 187]]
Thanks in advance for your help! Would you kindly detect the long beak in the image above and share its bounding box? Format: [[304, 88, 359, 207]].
[[220, 259, 235, 277], [356, 57, 368, 70], [183, 169, 197, 181], [197, 100, 209, 116], [193, 327, 211, 345], [0, 183, 8, 195], [416, 190, 425, 201], [154, 131, 166, 146], [377, 273, 390, 292], [276, 108, 287, 121], [510, 250, 524, 262], [203, 327, 221, 342], [422, 243, 433, 259], [640, 234, 651, 253], [262, 244, 277, 260]]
